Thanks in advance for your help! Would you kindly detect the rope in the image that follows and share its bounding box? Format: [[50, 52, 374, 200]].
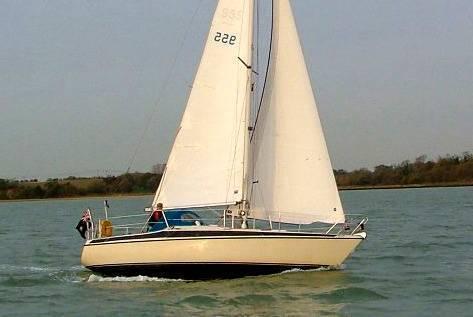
[[249, 0, 274, 201], [125, 0, 204, 173], [250, 0, 274, 143]]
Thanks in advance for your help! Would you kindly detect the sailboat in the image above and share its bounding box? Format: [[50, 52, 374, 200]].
[[80, 0, 367, 280]]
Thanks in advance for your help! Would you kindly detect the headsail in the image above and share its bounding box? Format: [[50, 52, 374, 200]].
[[250, 0, 345, 224], [153, 0, 254, 209]]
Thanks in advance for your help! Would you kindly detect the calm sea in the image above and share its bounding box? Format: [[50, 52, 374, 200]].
[[0, 187, 472, 316]]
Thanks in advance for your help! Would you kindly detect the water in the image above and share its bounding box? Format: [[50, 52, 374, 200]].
[[0, 188, 472, 316]]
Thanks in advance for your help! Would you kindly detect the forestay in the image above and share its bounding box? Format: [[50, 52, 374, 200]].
[[250, 0, 345, 224], [153, 0, 254, 209]]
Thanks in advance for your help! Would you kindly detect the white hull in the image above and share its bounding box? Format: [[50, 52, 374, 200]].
[[81, 227, 365, 279]]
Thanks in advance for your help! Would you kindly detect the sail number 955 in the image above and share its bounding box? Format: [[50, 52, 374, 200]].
[[214, 32, 237, 45]]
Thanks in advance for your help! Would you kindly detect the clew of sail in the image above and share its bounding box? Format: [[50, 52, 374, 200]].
[[250, 0, 345, 224], [153, 0, 254, 209]]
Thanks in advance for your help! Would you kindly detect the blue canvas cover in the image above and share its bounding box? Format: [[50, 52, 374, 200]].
[[149, 210, 203, 231]]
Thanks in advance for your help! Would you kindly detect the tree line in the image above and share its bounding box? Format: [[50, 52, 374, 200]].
[[0, 173, 162, 200], [1, 152, 473, 200], [335, 152, 473, 187]]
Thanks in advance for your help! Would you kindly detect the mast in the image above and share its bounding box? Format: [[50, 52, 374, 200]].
[[241, 0, 257, 209]]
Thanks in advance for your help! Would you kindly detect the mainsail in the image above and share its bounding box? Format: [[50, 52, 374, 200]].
[[153, 0, 254, 209], [250, 0, 345, 224]]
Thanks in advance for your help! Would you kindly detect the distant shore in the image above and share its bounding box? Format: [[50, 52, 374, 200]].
[[0, 192, 153, 203], [3, 152, 472, 201], [0, 173, 161, 202], [1, 182, 472, 202], [338, 182, 473, 191]]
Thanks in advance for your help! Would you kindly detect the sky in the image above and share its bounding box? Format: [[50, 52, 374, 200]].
[[1, 0, 472, 179]]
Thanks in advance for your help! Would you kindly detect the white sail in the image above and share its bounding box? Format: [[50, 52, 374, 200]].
[[250, 0, 345, 224], [153, 0, 254, 209]]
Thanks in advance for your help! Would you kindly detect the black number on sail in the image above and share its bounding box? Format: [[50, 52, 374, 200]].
[[214, 32, 236, 45], [221, 33, 229, 43]]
